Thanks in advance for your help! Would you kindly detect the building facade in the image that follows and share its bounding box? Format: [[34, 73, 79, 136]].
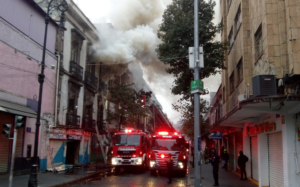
[[210, 0, 300, 186], [0, 0, 57, 174]]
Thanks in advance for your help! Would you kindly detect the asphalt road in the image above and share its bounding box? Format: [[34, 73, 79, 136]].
[[69, 168, 187, 187]]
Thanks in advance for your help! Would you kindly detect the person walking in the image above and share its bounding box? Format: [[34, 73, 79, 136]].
[[222, 149, 229, 171], [210, 149, 220, 186], [204, 147, 209, 164], [238, 151, 249, 180], [166, 153, 173, 184]]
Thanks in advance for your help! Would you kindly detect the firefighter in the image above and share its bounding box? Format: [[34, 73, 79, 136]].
[[210, 149, 220, 186], [166, 153, 173, 184]]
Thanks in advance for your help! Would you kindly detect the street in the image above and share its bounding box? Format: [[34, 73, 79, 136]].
[[69, 169, 187, 187]]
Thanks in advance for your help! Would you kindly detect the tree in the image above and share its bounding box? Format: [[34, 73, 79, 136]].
[[173, 98, 210, 140], [106, 82, 148, 130], [157, 0, 226, 100]]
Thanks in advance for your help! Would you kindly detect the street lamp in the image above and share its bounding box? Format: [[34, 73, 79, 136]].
[[28, 1, 68, 187]]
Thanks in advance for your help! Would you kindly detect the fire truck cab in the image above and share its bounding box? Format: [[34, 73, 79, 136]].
[[148, 131, 188, 176], [111, 129, 148, 174]]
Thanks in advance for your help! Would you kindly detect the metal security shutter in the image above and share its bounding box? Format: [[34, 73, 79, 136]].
[[15, 127, 24, 157], [250, 136, 259, 181], [48, 140, 65, 167], [0, 113, 13, 173], [268, 133, 284, 187], [235, 132, 243, 172]]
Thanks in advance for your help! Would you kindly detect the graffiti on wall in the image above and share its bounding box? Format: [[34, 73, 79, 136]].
[[253, 58, 275, 76]]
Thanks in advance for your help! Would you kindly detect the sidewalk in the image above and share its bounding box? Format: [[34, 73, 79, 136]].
[[186, 163, 258, 187], [0, 166, 113, 187]]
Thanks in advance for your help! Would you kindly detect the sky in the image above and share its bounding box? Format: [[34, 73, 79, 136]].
[[75, 0, 221, 129]]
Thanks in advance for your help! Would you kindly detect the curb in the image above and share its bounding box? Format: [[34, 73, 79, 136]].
[[49, 167, 113, 187]]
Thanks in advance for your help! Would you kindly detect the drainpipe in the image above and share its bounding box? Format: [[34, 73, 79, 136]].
[[54, 54, 60, 127]]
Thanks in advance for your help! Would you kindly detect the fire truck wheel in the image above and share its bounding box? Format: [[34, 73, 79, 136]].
[[140, 161, 147, 173], [179, 170, 186, 177], [114, 166, 121, 175], [150, 169, 156, 176]]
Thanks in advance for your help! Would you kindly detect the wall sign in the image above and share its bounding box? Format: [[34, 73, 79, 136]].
[[67, 134, 82, 140], [248, 122, 276, 135], [50, 133, 66, 139]]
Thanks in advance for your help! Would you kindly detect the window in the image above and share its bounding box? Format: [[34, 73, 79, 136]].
[[71, 41, 80, 62], [71, 31, 84, 63], [255, 24, 263, 59], [234, 6, 242, 35], [220, 18, 223, 36], [237, 57, 243, 83], [227, 0, 232, 11], [229, 72, 235, 93], [228, 28, 234, 48]]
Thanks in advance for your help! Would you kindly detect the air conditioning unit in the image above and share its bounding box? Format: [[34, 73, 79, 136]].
[[238, 94, 247, 101], [252, 75, 277, 97], [238, 94, 253, 101]]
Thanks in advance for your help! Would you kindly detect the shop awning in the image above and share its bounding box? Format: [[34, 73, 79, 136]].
[[211, 95, 300, 131], [0, 100, 37, 118]]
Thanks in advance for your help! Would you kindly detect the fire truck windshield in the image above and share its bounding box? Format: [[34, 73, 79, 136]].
[[114, 134, 140, 146], [152, 138, 183, 151]]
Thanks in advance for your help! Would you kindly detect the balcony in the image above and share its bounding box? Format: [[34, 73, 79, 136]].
[[66, 113, 80, 127], [82, 117, 96, 131], [70, 61, 83, 80], [85, 71, 98, 89]]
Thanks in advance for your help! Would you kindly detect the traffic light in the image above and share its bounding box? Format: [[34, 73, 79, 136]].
[[2, 124, 12, 138], [15, 115, 25, 129]]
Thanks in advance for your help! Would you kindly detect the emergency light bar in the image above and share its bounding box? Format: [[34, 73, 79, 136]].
[[125, 129, 132, 133]]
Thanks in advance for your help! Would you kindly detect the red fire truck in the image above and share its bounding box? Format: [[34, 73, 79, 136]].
[[148, 130, 189, 176], [111, 129, 149, 174]]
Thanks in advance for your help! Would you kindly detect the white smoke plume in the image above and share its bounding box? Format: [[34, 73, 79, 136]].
[[79, 0, 220, 124]]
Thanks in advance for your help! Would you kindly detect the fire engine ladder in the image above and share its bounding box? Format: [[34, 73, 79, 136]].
[[47, 145, 57, 172], [92, 91, 111, 164]]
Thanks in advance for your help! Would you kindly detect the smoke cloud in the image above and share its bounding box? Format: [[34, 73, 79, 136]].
[[80, 0, 220, 124]]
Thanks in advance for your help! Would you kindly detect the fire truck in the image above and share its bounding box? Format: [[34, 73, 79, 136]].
[[148, 131, 189, 176], [111, 129, 149, 174]]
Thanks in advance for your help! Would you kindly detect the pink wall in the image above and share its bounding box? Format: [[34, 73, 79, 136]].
[[0, 41, 56, 114]]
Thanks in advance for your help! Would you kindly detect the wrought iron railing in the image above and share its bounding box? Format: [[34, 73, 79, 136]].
[[66, 113, 80, 127], [82, 117, 96, 130], [70, 61, 83, 80], [85, 71, 98, 89]]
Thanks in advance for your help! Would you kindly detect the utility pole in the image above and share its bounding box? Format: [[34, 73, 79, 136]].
[[194, 0, 203, 186]]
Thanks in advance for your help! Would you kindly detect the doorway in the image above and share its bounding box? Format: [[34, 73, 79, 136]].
[[65, 140, 80, 164]]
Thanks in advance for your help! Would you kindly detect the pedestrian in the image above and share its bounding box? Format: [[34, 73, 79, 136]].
[[166, 153, 173, 184], [190, 145, 195, 168], [238, 151, 249, 180], [222, 149, 229, 171], [210, 149, 220, 186], [220, 146, 225, 159], [204, 147, 209, 164]]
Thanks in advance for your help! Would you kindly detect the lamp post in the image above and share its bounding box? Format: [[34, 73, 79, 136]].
[[28, 1, 68, 186]]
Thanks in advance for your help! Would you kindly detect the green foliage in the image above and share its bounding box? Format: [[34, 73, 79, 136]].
[[157, 0, 226, 100], [173, 98, 210, 140], [106, 83, 148, 129]]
